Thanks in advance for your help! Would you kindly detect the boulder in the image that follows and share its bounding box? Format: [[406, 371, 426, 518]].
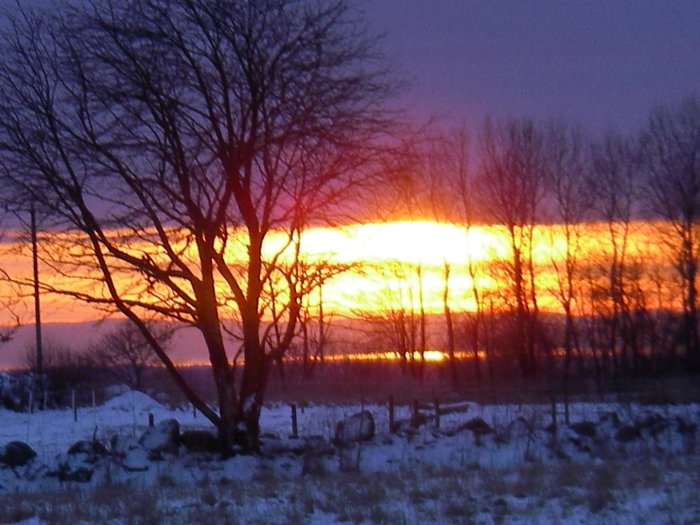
[[68, 440, 108, 457], [410, 412, 429, 428], [56, 454, 96, 482], [110, 435, 141, 457], [615, 425, 642, 442], [570, 421, 596, 438], [0, 441, 37, 467], [598, 411, 620, 427], [301, 436, 335, 476], [461, 417, 493, 437], [56, 439, 109, 482], [139, 418, 180, 455], [122, 448, 150, 472], [676, 417, 697, 435], [639, 414, 665, 430], [334, 411, 375, 446], [181, 430, 221, 454], [391, 418, 419, 435]]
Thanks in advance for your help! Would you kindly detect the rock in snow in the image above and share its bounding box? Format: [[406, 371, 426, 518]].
[[122, 448, 150, 472], [139, 419, 180, 456], [110, 435, 141, 457], [334, 411, 375, 446], [0, 441, 37, 467], [67, 440, 108, 457], [180, 430, 221, 454], [56, 454, 96, 482], [56, 440, 109, 482]]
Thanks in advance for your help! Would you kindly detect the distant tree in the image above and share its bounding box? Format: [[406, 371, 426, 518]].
[[0, 0, 398, 451], [0, 267, 20, 345], [24, 338, 93, 407], [376, 145, 432, 379], [478, 118, 547, 377], [449, 126, 488, 382], [0, 217, 22, 345], [590, 132, 640, 377], [357, 261, 424, 376], [640, 95, 700, 372], [421, 124, 476, 388], [544, 121, 591, 420], [90, 321, 173, 391]]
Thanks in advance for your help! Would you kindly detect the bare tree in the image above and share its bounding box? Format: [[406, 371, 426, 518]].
[[0, 0, 397, 450], [281, 260, 345, 380], [449, 126, 488, 382], [0, 220, 23, 346], [420, 124, 478, 388], [544, 121, 591, 420], [640, 95, 700, 372], [478, 118, 547, 377], [0, 266, 20, 345], [90, 320, 173, 390], [356, 261, 424, 376], [590, 132, 639, 377]]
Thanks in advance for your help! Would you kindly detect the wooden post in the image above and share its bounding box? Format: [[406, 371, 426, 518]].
[[388, 396, 395, 434], [290, 403, 298, 438], [434, 398, 440, 429], [412, 399, 419, 426], [193, 403, 196, 418], [72, 389, 77, 422], [28, 391, 33, 415], [42, 390, 47, 411], [550, 398, 557, 428], [92, 390, 96, 409], [148, 413, 154, 427]]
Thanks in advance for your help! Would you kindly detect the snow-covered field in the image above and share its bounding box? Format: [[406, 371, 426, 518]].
[[1, 391, 699, 524]]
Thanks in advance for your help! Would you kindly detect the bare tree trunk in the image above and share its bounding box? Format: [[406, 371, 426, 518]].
[[443, 261, 458, 389], [417, 264, 426, 381]]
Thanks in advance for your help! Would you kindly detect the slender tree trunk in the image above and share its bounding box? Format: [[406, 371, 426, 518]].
[[468, 259, 483, 380], [443, 261, 458, 389], [684, 245, 700, 371], [417, 265, 426, 381]]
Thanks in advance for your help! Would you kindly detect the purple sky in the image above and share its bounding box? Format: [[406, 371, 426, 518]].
[[360, 0, 700, 132], [5, 1, 700, 133]]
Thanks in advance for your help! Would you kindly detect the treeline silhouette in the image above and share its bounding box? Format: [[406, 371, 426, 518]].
[[296, 95, 700, 398]]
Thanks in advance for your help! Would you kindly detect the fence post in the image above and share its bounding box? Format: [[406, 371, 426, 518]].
[[42, 389, 47, 411], [290, 403, 298, 439], [434, 398, 440, 429], [148, 413, 154, 427], [388, 396, 395, 434], [72, 389, 77, 423], [193, 403, 196, 419], [28, 391, 33, 415], [92, 390, 96, 410], [412, 399, 419, 426]]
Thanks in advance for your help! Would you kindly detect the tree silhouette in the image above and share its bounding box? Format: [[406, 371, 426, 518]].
[[641, 95, 700, 372], [0, 0, 397, 450]]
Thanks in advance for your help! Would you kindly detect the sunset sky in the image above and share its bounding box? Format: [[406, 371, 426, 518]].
[[0, 0, 699, 350], [4, 1, 700, 129], [362, 0, 700, 130]]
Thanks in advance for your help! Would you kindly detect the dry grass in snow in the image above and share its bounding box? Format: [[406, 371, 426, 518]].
[[2, 456, 699, 525]]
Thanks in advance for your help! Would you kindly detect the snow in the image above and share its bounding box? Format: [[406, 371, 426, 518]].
[[102, 390, 164, 412], [0, 392, 699, 523]]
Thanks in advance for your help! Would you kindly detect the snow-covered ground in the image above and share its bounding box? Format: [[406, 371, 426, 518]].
[[1, 392, 699, 524]]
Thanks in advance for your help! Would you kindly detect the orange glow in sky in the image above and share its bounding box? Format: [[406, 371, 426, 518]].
[[0, 220, 677, 325]]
